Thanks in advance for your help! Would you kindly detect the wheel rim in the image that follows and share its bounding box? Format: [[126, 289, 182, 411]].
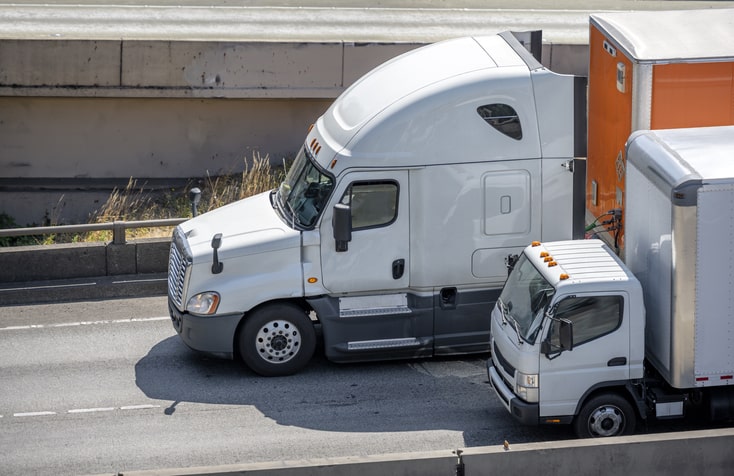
[[588, 404, 625, 437], [254, 319, 301, 364]]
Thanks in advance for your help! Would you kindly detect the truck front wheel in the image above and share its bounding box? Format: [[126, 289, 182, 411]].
[[574, 393, 637, 438], [238, 304, 316, 377]]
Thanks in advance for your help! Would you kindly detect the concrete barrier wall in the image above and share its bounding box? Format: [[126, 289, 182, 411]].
[[114, 428, 734, 476], [0, 238, 169, 282]]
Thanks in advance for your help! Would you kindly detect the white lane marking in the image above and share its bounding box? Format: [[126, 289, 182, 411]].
[[14, 411, 57, 417], [10, 404, 163, 418], [0, 282, 97, 292], [112, 278, 167, 284], [68, 407, 115, 414], [0, 316, 169, 331], [120, 404, 161, 411]]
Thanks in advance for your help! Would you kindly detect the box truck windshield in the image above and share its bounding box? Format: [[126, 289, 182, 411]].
[[497, 253, 554, 344], [275, 147, 334, 229]]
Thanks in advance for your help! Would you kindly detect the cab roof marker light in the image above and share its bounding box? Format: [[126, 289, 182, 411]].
[[547, 261, 557, 267], [315, 145, 322, 155], [531, 241, 541, 247], [308, 123, 314, 132], [330, 159, 338, 169], [544, 256, 554, 263], [310, 138, 317, 148], [559, 273, 570, 280], [540, 251, 549, 258]]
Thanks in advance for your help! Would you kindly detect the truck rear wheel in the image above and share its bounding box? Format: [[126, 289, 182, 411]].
[[238, 303, 316, 377], [574, 393, 636, 438]]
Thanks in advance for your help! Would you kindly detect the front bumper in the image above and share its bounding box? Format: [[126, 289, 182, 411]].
[[487, 360, 539, 425], [169, 298, 241, 359]]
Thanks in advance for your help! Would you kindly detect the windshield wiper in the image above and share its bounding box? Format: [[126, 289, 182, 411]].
[[508, 314, 523, 345], [497, 297, 509, 326]]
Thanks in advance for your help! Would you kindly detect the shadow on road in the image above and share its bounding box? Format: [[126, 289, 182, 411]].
[[134, 336, 574, 446]]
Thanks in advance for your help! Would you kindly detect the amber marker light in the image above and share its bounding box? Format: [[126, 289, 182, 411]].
[[531, 241, 541, 247], [559, 273, 570, 280], [307, 277, 318, 284]]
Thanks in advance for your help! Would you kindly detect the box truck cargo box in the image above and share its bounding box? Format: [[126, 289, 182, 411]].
[[625, 125, 734, 389]]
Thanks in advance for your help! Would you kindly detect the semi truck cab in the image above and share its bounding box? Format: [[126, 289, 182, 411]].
[[168, 32, 586, 376]]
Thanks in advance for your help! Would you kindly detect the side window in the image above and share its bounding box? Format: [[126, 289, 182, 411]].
[[549, 296, 623, 348], [477, 104, 522, 140], [339, 181, 398, 230]]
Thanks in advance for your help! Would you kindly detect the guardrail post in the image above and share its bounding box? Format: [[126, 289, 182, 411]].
[[112, 221, 127, 245]]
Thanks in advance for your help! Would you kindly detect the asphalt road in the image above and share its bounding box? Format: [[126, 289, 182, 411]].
[[2, 296, 733, 474], [0, 296, 574, 475]]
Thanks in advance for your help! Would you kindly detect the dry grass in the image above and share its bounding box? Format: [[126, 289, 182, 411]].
[[80, 153, 285, 243]]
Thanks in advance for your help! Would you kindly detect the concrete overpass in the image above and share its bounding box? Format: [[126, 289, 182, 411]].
[[2, 1, 733, 225]]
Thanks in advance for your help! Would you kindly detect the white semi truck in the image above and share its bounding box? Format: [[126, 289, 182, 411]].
[[167, 32, 586, 376], [488, 126, 734, 437]]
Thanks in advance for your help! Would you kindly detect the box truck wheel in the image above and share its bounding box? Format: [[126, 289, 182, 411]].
[[574, 393, 636, 438], [238, 303, 316, 377]]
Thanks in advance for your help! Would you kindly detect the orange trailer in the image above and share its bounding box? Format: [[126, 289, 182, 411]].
[[587, 10, 734, 247]]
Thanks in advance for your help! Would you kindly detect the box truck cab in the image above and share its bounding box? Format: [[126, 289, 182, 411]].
[[489, 239, 645, 437], [168, 32, 586, 376], [489, 126, 734, 437]]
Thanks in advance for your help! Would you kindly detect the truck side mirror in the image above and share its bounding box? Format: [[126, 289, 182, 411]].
[[541, 318, 573, 357], [333, 203, 352, 252], [558, 318, 574, 351]]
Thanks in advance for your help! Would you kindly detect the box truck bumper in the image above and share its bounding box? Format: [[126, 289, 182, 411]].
[[169, 298, 240, 359], [488, 360, 539, 425]]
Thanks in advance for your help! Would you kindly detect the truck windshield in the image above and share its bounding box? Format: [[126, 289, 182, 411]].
[[497, 253, 555, 344], [276, 147, 334, 229]]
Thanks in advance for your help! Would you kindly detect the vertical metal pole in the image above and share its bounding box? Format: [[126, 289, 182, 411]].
[[453, 449, 465, 476], [112, 221, 126, 245]]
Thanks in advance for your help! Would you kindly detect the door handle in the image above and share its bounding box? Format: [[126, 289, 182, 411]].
[[607, 357, 627, 367], [392, 259, 405, 280]]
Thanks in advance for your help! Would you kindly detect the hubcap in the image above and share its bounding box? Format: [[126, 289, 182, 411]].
[[588, 405, 625, 437], [255, 319, 300, 364]]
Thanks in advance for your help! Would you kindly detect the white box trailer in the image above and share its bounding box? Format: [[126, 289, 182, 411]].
[[625, 126, 734, 390], [488, 126, 734, 437]]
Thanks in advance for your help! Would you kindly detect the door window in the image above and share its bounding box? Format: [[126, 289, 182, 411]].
[[549, 295, 623, 347], [339, 181, 399, 230]]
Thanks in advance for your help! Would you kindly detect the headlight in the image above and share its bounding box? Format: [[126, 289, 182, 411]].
[[186, 292, 220, 315], [515, 372, 539, 403]]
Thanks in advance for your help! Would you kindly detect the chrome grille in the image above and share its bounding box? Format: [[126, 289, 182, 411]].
[[168, 229, 191, 309]]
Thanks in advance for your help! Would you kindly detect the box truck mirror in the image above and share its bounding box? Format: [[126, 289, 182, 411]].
[[559, 318, 574, 351], [541, 317, 574, 358], [333, 203, 352, 252]]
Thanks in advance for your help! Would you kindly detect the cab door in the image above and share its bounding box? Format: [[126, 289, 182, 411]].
[[320, 170, 410, 293], [538, 293, 631, 418]]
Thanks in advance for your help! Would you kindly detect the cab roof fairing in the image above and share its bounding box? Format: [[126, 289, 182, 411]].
[[310, 36, 545, 175]]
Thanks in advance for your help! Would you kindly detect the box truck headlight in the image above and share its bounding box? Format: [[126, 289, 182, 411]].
[[186, 292, 221, 315], [515, 372, 539, 402]]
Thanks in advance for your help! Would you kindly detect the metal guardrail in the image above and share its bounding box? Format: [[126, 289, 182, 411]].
[[0, 218, 186, 245]]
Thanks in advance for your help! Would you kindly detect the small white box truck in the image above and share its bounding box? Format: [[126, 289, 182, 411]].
[[167, 32, 586, 376], [488, 126, 734, 437]]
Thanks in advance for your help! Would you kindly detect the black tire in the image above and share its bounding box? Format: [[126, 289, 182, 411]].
[[574, 393, 637, 438], [238, 303, 316, 377]]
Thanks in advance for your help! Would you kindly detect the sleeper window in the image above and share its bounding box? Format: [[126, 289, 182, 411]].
[[477, 104, 522, 140]]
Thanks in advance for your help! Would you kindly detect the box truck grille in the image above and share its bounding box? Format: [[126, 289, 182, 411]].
[[494, 342, 515, 377], [168, 230, 191, 309]]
